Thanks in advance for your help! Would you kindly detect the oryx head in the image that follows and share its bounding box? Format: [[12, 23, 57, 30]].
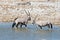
[[24, 9, 31, 21]]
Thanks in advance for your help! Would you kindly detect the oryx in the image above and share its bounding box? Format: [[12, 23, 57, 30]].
[[12, 10, 31, 28], [32, 14, 53, 29]]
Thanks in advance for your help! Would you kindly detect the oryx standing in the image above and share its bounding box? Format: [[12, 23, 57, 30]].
[[12, 10, 31, 28], [32, 14, 53, 29]]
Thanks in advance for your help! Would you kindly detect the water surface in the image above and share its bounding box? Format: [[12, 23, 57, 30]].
[[0, 22, 60, 40]]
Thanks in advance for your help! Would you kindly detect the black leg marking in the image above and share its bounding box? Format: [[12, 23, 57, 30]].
[[47, 24, 50, 29], [38, 25, 42, 29], [23, 22, 27, 27], [12, 22, 16, 28], [16, 22, 20, 29], [50, 23, 53, 29], [25, 24, 27, 27], [20, 24, 22, 28], [21, 22, 27, 27]]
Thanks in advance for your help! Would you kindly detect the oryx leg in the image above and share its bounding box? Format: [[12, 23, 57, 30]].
[[38, 25, 42, 29], [24, 24, 27, 27], [16, 22, 20, 28], [12, 22, 16, 28], [47, 24, 50, 29], [50, 23, 53, 29], [20, 24, 22, 28], [21, 22, 27, 27], [23, 22, 27, 27], [51, 24, 53, 29]]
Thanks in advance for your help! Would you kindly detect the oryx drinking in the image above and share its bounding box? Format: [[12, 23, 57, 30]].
[[32, 14, 53, 29]]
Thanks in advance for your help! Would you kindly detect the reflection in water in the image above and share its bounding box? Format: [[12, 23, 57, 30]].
[[0, 22, 60, 40]]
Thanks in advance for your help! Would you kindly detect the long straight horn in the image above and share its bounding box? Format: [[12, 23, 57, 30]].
[[24, 9, 29, 16], [27, 10, 30, 16]]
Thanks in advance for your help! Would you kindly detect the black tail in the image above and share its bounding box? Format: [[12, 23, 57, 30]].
[[12, 22, 16, 28]]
